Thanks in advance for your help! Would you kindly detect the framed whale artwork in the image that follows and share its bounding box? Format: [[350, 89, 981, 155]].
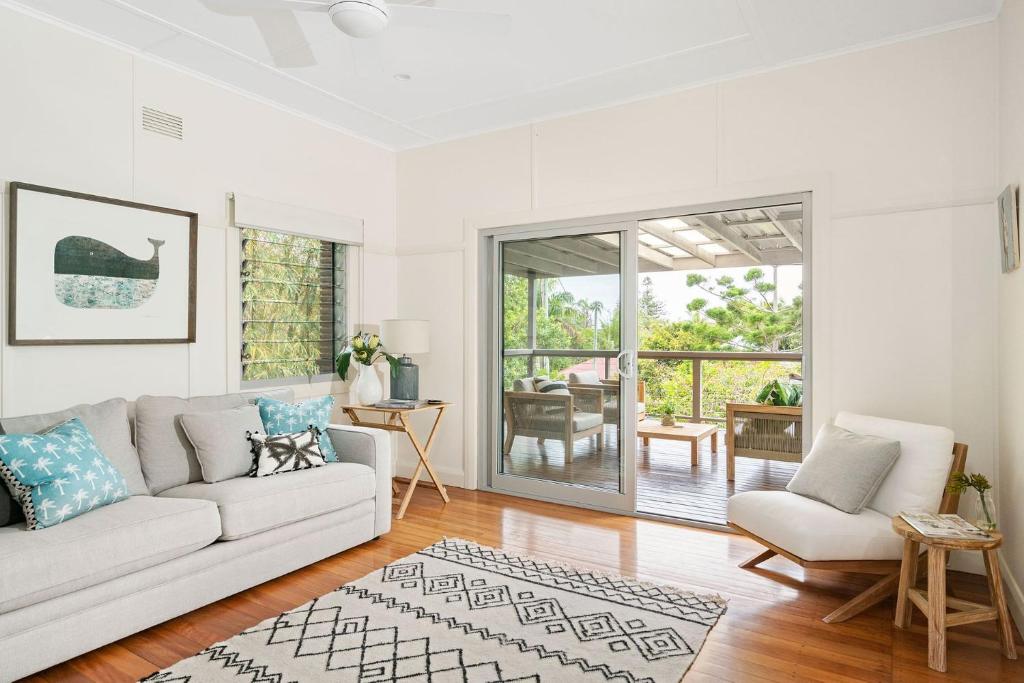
[[7, 183, 197, 344]]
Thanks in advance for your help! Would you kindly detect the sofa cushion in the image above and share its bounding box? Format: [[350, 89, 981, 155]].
[[180, 405, 265, 483], [135, 389, 294, 494], [0, 495, 220, 613], [0, 398, 147, 497], [569, 370, 601, 384], [834, 412, 955, 517], [158, 462, 375, 540], [255, 396, 337, 462], [727, 490, 904, 561], [0, 418, 131, 530]]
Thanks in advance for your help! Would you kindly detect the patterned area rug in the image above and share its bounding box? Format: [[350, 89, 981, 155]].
[[142, 538, 726, 682]]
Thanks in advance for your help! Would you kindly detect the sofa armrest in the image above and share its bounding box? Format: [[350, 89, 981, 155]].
[[326, 424, 392, 537]]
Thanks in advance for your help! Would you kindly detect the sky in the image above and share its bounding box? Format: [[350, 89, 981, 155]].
[[557, 264, 803, 323]]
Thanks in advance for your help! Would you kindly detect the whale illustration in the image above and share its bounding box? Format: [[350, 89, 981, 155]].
[[53, 236, 165, 309]]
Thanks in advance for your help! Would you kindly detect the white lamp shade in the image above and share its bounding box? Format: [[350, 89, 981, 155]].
[[381, 319, 430, 355]]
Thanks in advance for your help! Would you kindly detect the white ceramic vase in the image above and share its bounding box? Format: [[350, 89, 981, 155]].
[[354, 363, 383, 406]]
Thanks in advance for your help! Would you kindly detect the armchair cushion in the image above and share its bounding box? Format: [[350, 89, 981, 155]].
[[785, 424, 900, 514], [529, 411, 602, 433], [728, 490, 904, 561], [834, 412, 954, 517], [569, 370, 601, 384]]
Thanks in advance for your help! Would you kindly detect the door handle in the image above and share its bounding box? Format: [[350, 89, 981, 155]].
[[616, 350, 635, 380]]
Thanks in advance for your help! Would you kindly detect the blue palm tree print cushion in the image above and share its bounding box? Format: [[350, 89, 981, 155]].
[[0, 418, 129, 530], [255, 396, 337, 462]]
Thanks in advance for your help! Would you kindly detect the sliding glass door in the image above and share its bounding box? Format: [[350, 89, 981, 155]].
[[485, 223, 638, 512]]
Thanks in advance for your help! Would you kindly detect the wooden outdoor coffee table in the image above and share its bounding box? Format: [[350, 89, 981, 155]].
[[637, 422, 718, 467], [342, 402, 450, 520]]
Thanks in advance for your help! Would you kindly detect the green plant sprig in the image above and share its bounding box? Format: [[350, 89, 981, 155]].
[[336, 331, 399, 380]]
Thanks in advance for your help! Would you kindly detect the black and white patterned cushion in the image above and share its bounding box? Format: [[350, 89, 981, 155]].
[[534, 378, 569, 396], [246, 426, 327, 478]]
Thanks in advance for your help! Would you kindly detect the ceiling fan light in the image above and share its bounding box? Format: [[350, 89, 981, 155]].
[[328, 0, 390, 39]]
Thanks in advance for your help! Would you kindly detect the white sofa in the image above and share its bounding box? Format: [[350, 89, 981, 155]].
[[0, 388, 391, 682]]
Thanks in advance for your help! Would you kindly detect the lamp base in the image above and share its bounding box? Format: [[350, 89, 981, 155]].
[[390, 355, 419, 400]]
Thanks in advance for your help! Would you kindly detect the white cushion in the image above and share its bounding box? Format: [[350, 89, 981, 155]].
[[512, 378, 537, 392], [569, 370, 601, 384], [727, 490, 904, 561], [527, 411, 603, 433], [158, 462, 375, 540], [834, 412, 954, 517], [0, 496, 220, 613]]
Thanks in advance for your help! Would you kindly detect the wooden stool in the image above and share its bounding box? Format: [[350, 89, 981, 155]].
[[892, 516, 1016, 672]]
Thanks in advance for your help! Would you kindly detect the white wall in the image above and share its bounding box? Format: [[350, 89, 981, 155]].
[[397, 21, 1001, 574], [997, 0, 1024, 636], [0, 6, 397, 417]]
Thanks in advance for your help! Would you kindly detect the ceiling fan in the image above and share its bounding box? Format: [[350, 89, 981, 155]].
[[201, 0, 512, 68]]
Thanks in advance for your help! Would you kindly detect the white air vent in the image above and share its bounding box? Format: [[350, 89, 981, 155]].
[[141, 106, 183, 140]]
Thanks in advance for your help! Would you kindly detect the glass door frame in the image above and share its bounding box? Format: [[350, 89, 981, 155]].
[[481, 220, 639, 513]]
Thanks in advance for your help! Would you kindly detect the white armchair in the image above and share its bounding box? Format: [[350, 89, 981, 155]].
[[727, 412, 967, 623]]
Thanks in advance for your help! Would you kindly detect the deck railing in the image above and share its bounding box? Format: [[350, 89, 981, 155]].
[[503, 349, 802, 424]]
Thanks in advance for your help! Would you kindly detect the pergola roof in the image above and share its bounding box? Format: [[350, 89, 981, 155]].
[[503, 203, 803, 279]]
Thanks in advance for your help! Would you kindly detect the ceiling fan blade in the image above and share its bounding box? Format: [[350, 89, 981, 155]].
[[200, 0, 330, 16], [389, 4, 511, 36], [252, 12, 317, 68]]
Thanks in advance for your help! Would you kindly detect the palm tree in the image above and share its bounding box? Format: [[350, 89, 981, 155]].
[[102, 480, 113, 499], [33, 456, 53, 477], [0, 436, 9, 456], [63, 463, 81, 480], [43, 442, 60, 457], [52, 477, 69, 495], [72, 489, 89, 510], [83, 470, 98, 490], [55, 504, 73, 524], [17, 436, 37, 453], [91, 457, 104, 471], [88, 495, 100, 511], [65, 444, 82, 460], [9, 457, 26, 479], [38, 498, 55, 522]]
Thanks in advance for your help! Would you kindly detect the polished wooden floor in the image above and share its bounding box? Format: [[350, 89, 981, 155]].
[[23, 487, 1022, 682], [504, 423, 798, 524]]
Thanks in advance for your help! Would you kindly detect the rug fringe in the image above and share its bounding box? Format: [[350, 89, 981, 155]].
[[439, 536, 728, 610]]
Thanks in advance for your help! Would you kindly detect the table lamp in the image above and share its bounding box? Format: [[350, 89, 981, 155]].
[[380, 319, 429, 400]]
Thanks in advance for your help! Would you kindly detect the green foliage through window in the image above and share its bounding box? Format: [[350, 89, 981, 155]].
[[241, 228, 346, 382]]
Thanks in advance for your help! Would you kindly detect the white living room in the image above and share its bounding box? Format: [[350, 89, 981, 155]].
[[0, 1, 1022, 681]]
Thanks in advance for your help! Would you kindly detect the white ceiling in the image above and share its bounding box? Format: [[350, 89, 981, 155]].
[[5, 0, 1001, 149]]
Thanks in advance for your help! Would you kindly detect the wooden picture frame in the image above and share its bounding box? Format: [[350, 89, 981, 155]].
[[8, 182, 197, 345]]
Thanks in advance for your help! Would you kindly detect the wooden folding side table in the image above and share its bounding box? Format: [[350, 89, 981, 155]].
[[892, 516, 1016, 672], [341, 402, 450, 520]]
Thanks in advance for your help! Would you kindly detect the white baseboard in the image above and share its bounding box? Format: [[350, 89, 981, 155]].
[[1000, 554, 1024, 640]]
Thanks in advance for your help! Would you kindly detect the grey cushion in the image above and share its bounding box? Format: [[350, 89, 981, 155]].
[[134, 388, 293, 494], [786, 423, 901, 514], [0, 495, 220, 614], [180, 405, 265, 483], [0, 398, 148, 501], [158, 462, 375, 540]]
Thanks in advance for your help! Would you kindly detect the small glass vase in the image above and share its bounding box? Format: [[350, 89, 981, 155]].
[[974, 489, 997, 531]]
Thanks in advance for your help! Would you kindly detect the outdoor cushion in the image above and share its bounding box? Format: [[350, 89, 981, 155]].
[[786, 424, 900, 514], [0, 495, 220, 614], [158, 462, 375, 540], [513, 378, 537, 392], [0, 398, 147, 497], [134, 389, 293, 494], [834, 412, 954, 517], [528, 411, 603, 433], [727, 490, 904, 562], [569, 370, 601, 384]]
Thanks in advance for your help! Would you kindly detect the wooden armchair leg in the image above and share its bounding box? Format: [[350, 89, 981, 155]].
[[739, 548, 777, 569], [823, 571, 900, 624]]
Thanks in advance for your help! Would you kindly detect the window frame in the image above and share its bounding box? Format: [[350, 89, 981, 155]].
[[231, 230, 360, 392]]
